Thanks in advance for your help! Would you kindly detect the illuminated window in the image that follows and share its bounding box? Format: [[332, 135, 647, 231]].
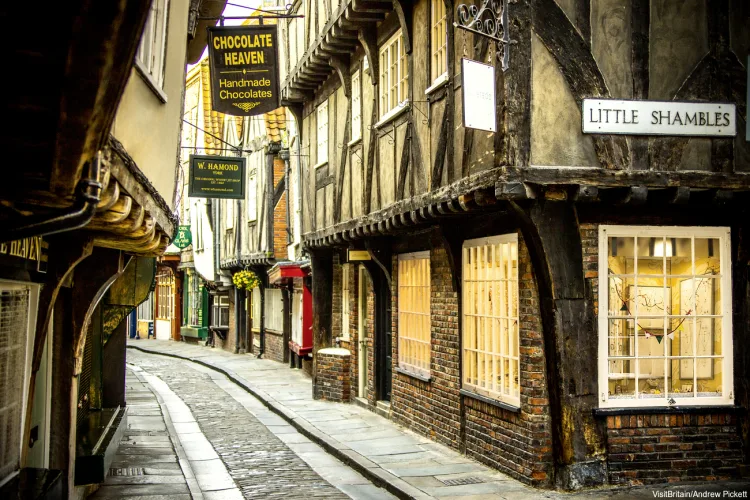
[[398, 252, 431, 377], [599, 226, 733, 407], [462, 235, 519, 406], [379, 31, 408, 118], [430, 0, 447, 83]]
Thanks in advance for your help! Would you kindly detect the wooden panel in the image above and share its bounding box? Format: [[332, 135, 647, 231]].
[[316, 187, 325, 229], [430, 98, 446, 186], [395, 121, 409, 197], [378, 132, 396, 206], [351, 145, 364, 217], [325, 183, 335, 227]]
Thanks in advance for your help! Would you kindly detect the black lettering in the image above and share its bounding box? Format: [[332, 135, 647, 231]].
[[685, 113, 697, 126], [723, 112, 731, 127], [631, 110, 639, 124], [659, 111, 670, 125], [673, 113, 683, 126], [589, 108, 598, 123], [699, 112, 707, 126], [652, 110, 659, 125]]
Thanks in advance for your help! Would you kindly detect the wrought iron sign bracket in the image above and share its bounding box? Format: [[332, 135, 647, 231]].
[[454, 0, 514, 71]]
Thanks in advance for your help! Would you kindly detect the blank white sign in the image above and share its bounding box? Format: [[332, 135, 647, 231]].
[[462, 58, 496, 133]]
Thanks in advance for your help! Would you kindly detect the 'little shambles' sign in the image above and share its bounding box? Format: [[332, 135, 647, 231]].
[[207, 25, 280, 116], [189, 155, 246, 199], [582, 99, 736, 137]]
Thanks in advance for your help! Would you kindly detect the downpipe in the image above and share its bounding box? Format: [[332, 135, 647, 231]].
[[1, 152, 103, 243]]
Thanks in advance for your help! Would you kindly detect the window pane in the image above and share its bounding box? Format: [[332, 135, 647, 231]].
[[637, 362, 665, 398], [669, 358, 695, 398], [694, 238, 721, 275], [608, 236, 633, 274], [696, 358, 722, 397], [608, 319, 634, 357], [608, 359, 635, 398]]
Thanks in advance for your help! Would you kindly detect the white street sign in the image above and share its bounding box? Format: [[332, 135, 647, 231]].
[[462, 58, 496, 133], [582, 99, 736, 137]]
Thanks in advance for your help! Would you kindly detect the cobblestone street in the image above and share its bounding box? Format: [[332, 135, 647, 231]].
[[125, 349, 394, 499]]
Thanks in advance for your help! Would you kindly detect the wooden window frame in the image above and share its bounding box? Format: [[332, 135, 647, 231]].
[[212, 294, 230, 328], [430, 0, 448, 85], [398, 251, 431, 378], [135, 0, 170, 102], [379, 30, 408, 120], [316, 99, 329, 167], [461, 234, 520, 406], [342, 264, 350, 340], [351, 70, 362, 143], [598, 225, 734, 408]]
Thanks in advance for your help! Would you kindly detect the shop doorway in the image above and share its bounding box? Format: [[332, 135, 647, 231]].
[[357, 266, 369, 399]]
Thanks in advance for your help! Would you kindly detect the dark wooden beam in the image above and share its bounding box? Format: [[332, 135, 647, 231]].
[[630, 0, 649, 170], [391, 0, 413, 53]]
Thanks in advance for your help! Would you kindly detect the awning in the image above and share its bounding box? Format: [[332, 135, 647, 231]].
[[268, 261, 310, 285]]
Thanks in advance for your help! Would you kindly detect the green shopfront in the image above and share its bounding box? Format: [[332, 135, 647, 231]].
[[181, 268, 208, 340]]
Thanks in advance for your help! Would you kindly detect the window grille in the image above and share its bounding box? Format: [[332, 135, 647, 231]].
[[379, 31, 408, 117], [599, 226, 733, 407], [212, 295, 230, 328], [135, 0, 170, 90], [462, 235, 519, 406], [398, 252, 431, 377], [0, 285, 32, 481], [431, 0, 447, 82]]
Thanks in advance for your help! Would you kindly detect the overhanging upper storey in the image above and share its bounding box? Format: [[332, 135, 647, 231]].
[[280, 0, 392, 102]]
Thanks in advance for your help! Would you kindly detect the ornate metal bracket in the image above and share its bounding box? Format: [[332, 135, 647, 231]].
[[454, 0, 512, 71]]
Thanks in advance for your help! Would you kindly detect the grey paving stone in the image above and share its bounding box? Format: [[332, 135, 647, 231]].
[[100, 475, 187, 485], [91, 483, 190, 497]]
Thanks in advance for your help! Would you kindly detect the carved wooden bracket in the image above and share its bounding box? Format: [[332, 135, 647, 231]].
[[391, 0, 413, 54], [357, 27, 379, 86]]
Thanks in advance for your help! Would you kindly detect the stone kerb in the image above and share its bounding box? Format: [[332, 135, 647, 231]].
[[314, 348, 351, 402]]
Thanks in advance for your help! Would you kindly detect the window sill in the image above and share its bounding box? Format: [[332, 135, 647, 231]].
[[134, 60, 168, 104], [314, 160, 328, 169], [348, 137, 362, 147], [425, 73, 449, 96], [375, 100, 410, 129], [396, 366, 431, 382], [460, 388, 520, 413], [593, 405, 744, 417]]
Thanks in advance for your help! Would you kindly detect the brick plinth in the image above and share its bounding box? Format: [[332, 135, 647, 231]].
[[605, 412, 743, 485], [314, 348, 352, 402]]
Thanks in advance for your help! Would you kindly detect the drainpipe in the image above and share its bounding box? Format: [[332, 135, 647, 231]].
[[1, 152, 103, 242], [295, 131, 302, 255], [234, 285, 241, 354], [258, 282, 266, 358]]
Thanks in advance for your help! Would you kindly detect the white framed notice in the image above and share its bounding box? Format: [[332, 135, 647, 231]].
[[461, 58, 496, 133], [582, 99, 736, 137]]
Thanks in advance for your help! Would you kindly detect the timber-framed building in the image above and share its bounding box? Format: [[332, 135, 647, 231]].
[[278, 0, 750, 489]]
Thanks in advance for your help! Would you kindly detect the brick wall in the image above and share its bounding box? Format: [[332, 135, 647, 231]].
[[606, 413, 743, 485], [273, 157, 288, 259], [331, 255, 342, 342], [388, 235, 553, 486], [391, 247, 462, 449], [265, 329, 285, 363], [314, 349, 352, 402]]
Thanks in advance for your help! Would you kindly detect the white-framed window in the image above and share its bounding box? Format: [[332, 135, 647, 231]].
[[430, 0, 447, 83], [598, 225, 733, 408], [316, 99, 329, 166], [379, 30, 408, 118], [351, 71, 362, 142], [398, 252, 431, 377], [212, 294, 230, 328], [251, 287, 261, 331], [136, 0, 170, 94], [137, 292, 154, 322], [342, 265, 350, 340], [156, 272, 174, 320], [225, 200, 235, 230], [462, 234, 519, 406], [0, 282, 39, 482], [187, 271, 202, 326]]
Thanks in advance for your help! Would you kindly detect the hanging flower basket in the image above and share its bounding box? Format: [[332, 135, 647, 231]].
[[232, 269, 260, 290]]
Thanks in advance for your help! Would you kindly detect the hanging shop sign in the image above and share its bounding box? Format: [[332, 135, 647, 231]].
[[0, 236, 48, 274], [347, 250, 371, 262], [582, 99, 736, 137], [189, 154, 246, 199], [173, 226, 193, 249], [462, 58, 496, 133], [207, 25, 280, 116]]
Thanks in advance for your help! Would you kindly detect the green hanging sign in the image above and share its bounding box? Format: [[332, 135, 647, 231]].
[[173, 225, 192, 249]]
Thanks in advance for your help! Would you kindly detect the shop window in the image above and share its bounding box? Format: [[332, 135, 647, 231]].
[[187, 272, 202, 326], [291, 290, 303, 345], [316, 99, 329, 166], [251, 287, 261, 331], [265, 288, 283, 332], [341, 264, 350, 340], [430, 0, 447, 84], [156, 272, 174, 320], [212, 294, 230, 328], [137, 292, 154, 322], [462, 235, 519, 406], [379, 30, 408, 119], [398, 252, 431, 377], [0, 283, 36, 482], [599, 226, 733, 407], [351, 70, 362, 142], [135, 0, 170, 95]]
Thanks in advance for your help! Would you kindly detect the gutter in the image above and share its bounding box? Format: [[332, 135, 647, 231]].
[[0, 152, 103, 243]]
